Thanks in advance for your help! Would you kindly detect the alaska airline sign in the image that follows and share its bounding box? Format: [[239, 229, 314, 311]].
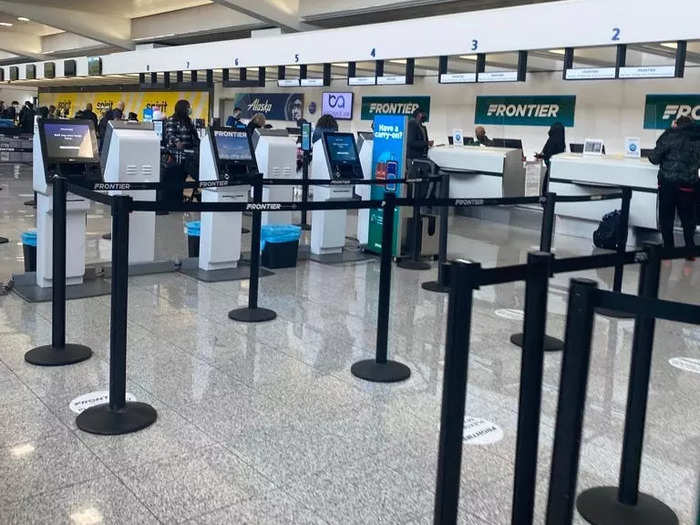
[[475, 95, 576, 127], [644, 94, 700, 129]]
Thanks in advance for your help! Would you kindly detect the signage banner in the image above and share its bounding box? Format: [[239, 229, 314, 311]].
[[475, 95, 576, 127], [361, 96, 431, 121], [38, 90, 209, 123], [232, 92, 304, 121], [643, 94, 700, 129], [366, 115, 407, 255]]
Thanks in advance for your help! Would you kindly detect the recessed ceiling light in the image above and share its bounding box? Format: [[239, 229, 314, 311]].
[[549, 49, 566, 55], [17, 17, 30, 22], [0, 22, 13, 27], [660, 42, 677, 49], [459, 55, 476, 60]]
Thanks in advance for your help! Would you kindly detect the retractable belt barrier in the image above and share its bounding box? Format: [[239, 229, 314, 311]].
[[434, 242, 699, 525]]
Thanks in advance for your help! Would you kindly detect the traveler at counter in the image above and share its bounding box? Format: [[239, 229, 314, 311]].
[[47, 105, 56, 119], [226, 106, 243, 128], [82, 103, 98, 130], [18, 101, 34, 133], [312, 114, 338, 144], [475, 126, 493, 146], [246, 113, 266, 139], [649, 115, 700, 256], [407, 107, 432, 159], [161, 99, 200, 211], [535, 122, 566, 191]]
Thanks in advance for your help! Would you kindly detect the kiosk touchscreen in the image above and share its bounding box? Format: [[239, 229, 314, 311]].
[[33, 119, 101, 288], [102, 120, 160, 264], [252, 128, 295, 225], [198, 127, 260, 273], [356, 132, 374, 246], [310, 132, 363, 256]]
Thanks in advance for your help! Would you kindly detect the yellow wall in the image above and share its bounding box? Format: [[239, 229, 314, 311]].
[[38, 90, 210, 123]]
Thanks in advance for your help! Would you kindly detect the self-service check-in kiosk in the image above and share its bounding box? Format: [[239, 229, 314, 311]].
[[101, 120, 160, 264], [198, 127, 259, 272], [310, 132, 363, 256], [33, 119, 101, 287], [356, 131, 374, 246], [252, 129, 295, 226]]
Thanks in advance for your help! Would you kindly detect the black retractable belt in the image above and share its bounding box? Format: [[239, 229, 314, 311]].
[[351, 192, 411, 382], [229, 180, 277, 323], [76, 194, 158, 435], [576, 243, 679, 525], [25, 176, 93, 366]]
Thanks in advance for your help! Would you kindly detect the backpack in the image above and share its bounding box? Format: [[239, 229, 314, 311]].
[[593, 210, 621, 250]]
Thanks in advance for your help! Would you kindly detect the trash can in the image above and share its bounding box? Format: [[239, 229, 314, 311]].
[[21, 230, 37, 272], [261, 224, 301, 269], [185, 221, 200, 258]]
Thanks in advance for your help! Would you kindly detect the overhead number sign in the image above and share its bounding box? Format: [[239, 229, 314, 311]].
[[643, 94, 700, 129], [361, 96, 431, 121], [475, 95, 576, 127]]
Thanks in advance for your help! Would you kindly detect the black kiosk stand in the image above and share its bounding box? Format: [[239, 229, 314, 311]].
[[25, 119, 102, 366]]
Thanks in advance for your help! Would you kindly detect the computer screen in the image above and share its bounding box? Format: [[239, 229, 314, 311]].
[[41, 120, 98, 162], [301, 122, 311, 152], [322, 92, 353, 120], [152, 120, 164, 138], [325, 133, 358, 163], [214, 130, 252, 161]]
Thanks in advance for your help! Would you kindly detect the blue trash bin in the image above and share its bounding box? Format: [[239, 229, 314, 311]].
[[185, 221, 200, 258], [21, 230, 37, 272], [260, 225, 301, 268]]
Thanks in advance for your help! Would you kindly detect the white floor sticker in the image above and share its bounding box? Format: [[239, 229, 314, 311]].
[[669, 357, 700, 374], [494, 308, 524, 321], [462, 416, 504, 445], [70, 391, 136, 414]]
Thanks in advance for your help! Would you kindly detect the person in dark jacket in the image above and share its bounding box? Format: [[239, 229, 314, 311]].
[[225, 107, 243, 128], [18, 101, 35, 133], [162, 99, 200, 210], [535, 122, 566, 192], [406, 108, 432, 159], [312, 114, 338, 144], [82, 103, 98, 130], [475, 126, 493, 146], [649, 115, 700, 255]]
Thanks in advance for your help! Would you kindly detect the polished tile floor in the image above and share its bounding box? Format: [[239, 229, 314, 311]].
[[1, 165, 699, 524]]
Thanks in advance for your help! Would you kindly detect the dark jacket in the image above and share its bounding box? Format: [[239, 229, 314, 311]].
[[164, 116, 199, 150], [82, 110, 98, 131], [406, 118, 429, 159], [312, 125, 337, 144], [649, 125, 700, 188], [476, 134, 493, 147], [541, 122, 566, 165], [18, 105, 35, 133]]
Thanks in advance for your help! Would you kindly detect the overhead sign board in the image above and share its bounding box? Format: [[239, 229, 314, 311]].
[[478, 71, 518, 83], [440, 73, 476, 84], [475, 95, 576, 127], [361, 96, 431, 121], [565, 67, 616, 80], [376, 75, 407, 85], [232, 92, 304, 121], [277, 79, 300, 87], [349, 76, 376, 86], [619, 66, 675, 79], [644, 94, 700, 129], [300, 78, 323, 87]]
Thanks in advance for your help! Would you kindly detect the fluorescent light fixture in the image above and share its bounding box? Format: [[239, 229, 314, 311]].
[[549, 49, 566, 55], [17, 17, 30, 22], [69, 508, 103, 525], [389, 59, 407, 64], [332, 62, 349, 68], [660, 42, 677, 49], [10, 443, 35, 457], [0, 22, 13, 27], [458, 55, 476, 60]]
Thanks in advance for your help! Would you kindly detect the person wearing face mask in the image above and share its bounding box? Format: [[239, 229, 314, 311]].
[[162, 99, 200, 210], [475, 126, 493, 147], [407, 107, 433, 160]]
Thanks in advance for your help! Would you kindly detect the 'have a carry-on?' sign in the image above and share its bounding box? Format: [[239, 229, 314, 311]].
[[475, 95, 576, 127]]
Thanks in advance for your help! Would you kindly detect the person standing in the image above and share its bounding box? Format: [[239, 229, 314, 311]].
[[226, 107, 243, 128], [649, 115, 700, 257], [82, 103, 98, 129], [474, 126, 493, 146], [311, 114, 338, 144], [535, 122, 566, 192], [6, 101, 19, 122], [162, 99, 199, 209], [406, 108, 432, 160], [18, 101, 35, 133], [47, 105, 56, 119]]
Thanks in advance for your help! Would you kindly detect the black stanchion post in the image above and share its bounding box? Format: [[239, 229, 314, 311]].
[[539, 192, 557, 253], [351, 192, 410, 382], [510, 194, 564, 352], [422, 171, 450, 293], [511, 251, 554, 525], [229, 180, 277, 323], [597, 187, 634, 318], [545, 278, 597, 525], [25, 177, 92, 366], [433, 259, 480, 524], [76, 195, 157, 435], [299, 151, 311, 231], [398, 161, 431, 271], [576, 243, 678, 525]]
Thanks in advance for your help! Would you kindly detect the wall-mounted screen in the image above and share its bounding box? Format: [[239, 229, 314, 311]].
[[64, 59, 76, 77], [87, 57, 102, 76], [26, 64, 36, 80], [44, 62, 55, 79], [322, 92, 353, 120]]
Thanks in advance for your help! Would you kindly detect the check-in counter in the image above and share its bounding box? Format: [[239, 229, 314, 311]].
[[549, 153, 658, 231], [428, 145, 526, 198]]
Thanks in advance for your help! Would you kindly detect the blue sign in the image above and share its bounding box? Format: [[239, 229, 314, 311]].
[[142, 107, 153, 122], [367, 115, 408, 254], [232, 92, 304, 121]]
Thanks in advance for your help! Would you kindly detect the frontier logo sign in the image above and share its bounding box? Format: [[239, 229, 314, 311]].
[[475, 95, 576, 127], [644, 94, 700, 129], [361, 96, 431, 121]]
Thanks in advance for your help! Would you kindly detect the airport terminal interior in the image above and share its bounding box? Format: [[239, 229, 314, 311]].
[[0, 1, 699, 524]]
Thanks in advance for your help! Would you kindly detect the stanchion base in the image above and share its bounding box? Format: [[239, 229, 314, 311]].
[[510, 332, 564, 352], [421, 280, 449, 293], [228, 307, 277, 323], [24, 344, 93, 366], [76, 402, 158, 435], [397, 259, 431, 271], [24, 199, 35, 207], [595, 307, 636, 319], [351, 359, 411, 383], [576, 487, 678, 525], [101, 232, 111, 240], [0, 236, 8, 244]]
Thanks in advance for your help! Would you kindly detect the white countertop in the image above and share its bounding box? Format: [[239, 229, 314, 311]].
[[550, 153, 658, 189], [428, 145, 519, 174]]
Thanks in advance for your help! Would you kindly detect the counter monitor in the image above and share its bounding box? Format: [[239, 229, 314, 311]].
[[40, 120, 99, 164], [322, 132, 363, 179], [214, 130, 252, 161], [210, 128, 258, 181]]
